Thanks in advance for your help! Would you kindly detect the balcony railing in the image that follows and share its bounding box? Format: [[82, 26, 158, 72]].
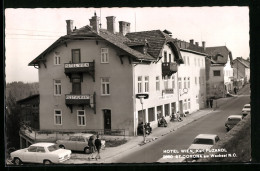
[[162, 88, 174, 94], [64, 61, 95, 81], [162, 62, 178, 77], [65, 93, 96, 113]]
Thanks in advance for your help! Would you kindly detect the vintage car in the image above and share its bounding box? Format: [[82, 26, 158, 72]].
[[225, 115, 243, 131], [242, 104, 250, 116], [10, 142, 71, 165], [188, 134, 219, 150], [56, 133, 105, 154]]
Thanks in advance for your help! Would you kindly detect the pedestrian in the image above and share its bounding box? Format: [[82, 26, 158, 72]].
[[234, 87, 237, 94], [209, 98, 213, 108], [88, 136, 95, 160], [206, 98, 209, 108], [94, 135, 102, 160]]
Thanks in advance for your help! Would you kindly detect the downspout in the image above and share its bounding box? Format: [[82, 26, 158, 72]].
[[132, 63, 137, 136]]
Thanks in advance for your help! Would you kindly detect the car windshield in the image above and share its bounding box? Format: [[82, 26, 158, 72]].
[[228, 118, 241, 122], [244, 106, 250, 109], [193, 138, 214, 145], [48, 144, 59, 152]]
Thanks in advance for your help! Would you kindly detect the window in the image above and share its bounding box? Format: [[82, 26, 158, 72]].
[[164, 104, 170, 116], [77, 110, 86, 126], [101, 77, 110, 95], [178, 77, 182, 89], [72, 49, 80, 63], [156, 76, 160, 91], [169, 54, 171, 63], [164, 76, 169, 89], [28, 146, 37, 152], [144, 76, 149, 92], [54, 52, 60, 65], [187, 56, 190, 65], [184, 77, 186, 88], [188, 99, 191, 109], [213, 70, 221, 76], [184, 99, 187, 110], [138, 76, 142, 93], [172, 76, 175, 89], [37, 147, 46, 153], [101, 48, 109, 63], [54, 80, 61, 96], [164, 51, 167, 62], [187, 77, 190, 88], [54, 109, 62, 125]]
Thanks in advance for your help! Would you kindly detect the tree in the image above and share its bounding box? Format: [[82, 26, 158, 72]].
[[5, 91, 21, 149]]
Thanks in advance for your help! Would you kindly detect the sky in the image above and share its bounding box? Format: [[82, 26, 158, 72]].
[[5, 7, 249, 83]]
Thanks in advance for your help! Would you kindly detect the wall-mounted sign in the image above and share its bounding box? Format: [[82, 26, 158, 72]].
[[66, 95, 90, 99], [163, 88, 174, 94], [65, 63, 89, 68]]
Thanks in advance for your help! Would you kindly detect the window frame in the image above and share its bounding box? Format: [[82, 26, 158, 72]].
[[54, 52, 61, 65], [137, 76, 142, 93], [54, 80, 61, 96], [156, 76, 160, 91], [101, 48, 109, 63], [77, 110, 86, 126], [213, 70, 221, 76], [101, 77, 110, 95], [71, 49, 81, 63], [144, 76, 149, 93], [54, 109, 62, 125]]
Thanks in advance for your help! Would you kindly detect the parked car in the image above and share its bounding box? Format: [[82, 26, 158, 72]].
[[56, 133, 105, 154], [188, 134, 220, 151], [242, 104, 250, 116], [225, 115, 243, 131], [10, 142, 71, 165]]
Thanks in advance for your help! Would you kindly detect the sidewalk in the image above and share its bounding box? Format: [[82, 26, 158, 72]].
[[64, 97, 236, 164]]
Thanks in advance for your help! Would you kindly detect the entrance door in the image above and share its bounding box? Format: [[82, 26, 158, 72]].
[[179, 100, 183, 114], [103, 110, 111, 130]]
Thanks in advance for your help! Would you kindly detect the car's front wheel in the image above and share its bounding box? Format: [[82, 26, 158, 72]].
[[13, 158, 22, 165], [84, 147, 90, 154], [43, 160, 52, 165]]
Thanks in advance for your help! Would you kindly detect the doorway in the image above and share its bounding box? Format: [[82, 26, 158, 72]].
[[179, 100, 183, 114], [103, 109, 111, 130]]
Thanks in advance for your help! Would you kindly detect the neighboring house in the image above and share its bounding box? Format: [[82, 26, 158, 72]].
[[232, 57, 250, 87], [174, 39, 207, 111], [25, 13, 207, 137], [17, 94, 40, 130], [205, 46, 234, 98]]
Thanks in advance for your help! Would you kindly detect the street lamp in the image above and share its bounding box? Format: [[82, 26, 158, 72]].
[[136, 93, 149, 143]]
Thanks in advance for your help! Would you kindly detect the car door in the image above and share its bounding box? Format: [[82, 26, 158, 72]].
[[22, 146, 38, 163], [76, 136, 88, 151], [66, 136, 77, 150], [35, 146, 47, 163]]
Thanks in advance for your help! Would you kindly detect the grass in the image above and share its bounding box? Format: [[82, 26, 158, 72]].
[[198, 115, 251, 162], [105, 139, 128, 147]]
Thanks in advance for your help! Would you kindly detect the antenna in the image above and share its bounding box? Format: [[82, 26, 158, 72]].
[[135, 12, 136, 32], [99, 8, 102, 28]]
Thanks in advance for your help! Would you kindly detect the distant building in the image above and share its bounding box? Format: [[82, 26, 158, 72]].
[[17, 94, 40, 129], [205, 46, 234, 98], [233, 57, 250, 87]]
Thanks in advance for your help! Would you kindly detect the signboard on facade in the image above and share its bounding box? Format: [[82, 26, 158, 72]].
[[66, 95, 90, 99], [65, 63, 89, 68], [163, 88, 174, 94]]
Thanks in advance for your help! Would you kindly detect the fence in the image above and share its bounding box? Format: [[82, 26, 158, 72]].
[[19, 125, 127, 144]]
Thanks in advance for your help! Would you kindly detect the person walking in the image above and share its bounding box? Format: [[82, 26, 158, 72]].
[[94, 135, 102, 160], [88, 136, 95, 160], [210, 98, 213, 108]]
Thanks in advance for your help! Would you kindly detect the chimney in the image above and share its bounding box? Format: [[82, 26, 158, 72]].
[[66, 20, 74, 35], [202, 41, 206, 50], [195, 42, 199, 46], [106, 16, 116, 34], [89, 13, 100, 33], [119, 21, 130, 36], [190, 39, 194, 45]]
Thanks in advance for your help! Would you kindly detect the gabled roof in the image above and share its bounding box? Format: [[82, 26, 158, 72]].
[[205, 46, 233, 64], [234, 57, 250, 68], [126, 30, 183, 63], [29, 26, 155, 66], [17, 94, 40, 104]]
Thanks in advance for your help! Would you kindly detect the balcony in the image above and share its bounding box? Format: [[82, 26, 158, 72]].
[[65, 93, 96, 113], [162, 88, 174, 94], [162, 62, 178, 77], [64, 61, 95, 81]]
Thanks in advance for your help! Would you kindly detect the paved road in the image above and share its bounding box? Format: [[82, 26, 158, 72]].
[[113, 85, 250, 163]]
